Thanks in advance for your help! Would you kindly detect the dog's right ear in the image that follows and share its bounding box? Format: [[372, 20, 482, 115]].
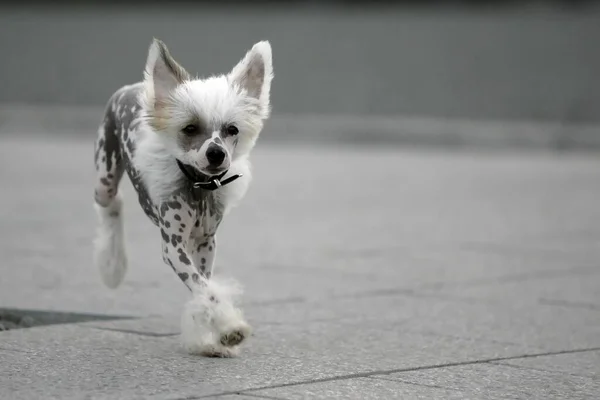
[[143, 38, 190, 106]]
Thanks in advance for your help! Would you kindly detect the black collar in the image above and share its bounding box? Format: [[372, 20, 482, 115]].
[[176, 159, 242, 193]]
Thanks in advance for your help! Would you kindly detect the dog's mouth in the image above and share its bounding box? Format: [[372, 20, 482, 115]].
[[203, 166, 228, 176], [177, 160, 227, 180]]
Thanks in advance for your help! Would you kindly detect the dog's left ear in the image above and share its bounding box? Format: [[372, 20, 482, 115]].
[[228, 41, 274, 118]]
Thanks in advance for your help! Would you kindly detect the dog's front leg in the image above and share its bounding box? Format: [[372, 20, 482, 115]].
[[159, 198, 250, 357], [189, 235, 217, 279]]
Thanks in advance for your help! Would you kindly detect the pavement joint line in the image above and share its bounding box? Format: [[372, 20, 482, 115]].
[[248, 352, 306, 361], [487, 360, 594, 379], [231, 393, 289, 400], [332, 288, 415, 300], [321, 240, 599, 262], [328, 286, 525, 309], [245, 297, 307, 308], [366, 375, 465, 392], [448, 265, 600, 288], [173, 392, 285, 400], [86, 326, 179, 338], [455, 241, 598, 259], [0, 307, 138, 332], [186, 346, 600, 399], [407, 329, 524, 348], [0, 346, 34, 354], [371, 289, 589, 315], [253, 317, 343, 327], [538, 299, 600, 312], [336, 265, 600, 302], [380, 290, 498, 305]]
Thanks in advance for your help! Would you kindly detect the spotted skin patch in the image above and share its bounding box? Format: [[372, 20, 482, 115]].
[[94, 83, 159, 223], [178, 272, 189, 282], [160, 229, 169, 242], [94, 114, 123, 207], [190, 235, 217, 279], [177, 248, 191, 265]]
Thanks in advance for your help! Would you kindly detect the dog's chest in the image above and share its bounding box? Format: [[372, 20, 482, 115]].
[[188, 195, 224, 239]]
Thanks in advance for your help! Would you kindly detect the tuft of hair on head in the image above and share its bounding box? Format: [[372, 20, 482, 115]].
[[228, 40, 274, 120], [142, 38, 191, 130]]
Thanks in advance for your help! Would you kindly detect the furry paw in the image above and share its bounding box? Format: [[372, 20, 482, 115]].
[[180, 278, 251, 357], [196, 344, 240, 358], [220, 328, 249, 347]]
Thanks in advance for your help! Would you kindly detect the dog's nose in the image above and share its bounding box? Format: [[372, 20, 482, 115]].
[[206, 144, 226, 166]]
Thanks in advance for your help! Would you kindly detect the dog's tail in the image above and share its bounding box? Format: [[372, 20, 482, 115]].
[[93, 195, 128, 289]]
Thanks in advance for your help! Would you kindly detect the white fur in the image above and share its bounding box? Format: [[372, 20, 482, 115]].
[[132, 129, 188, 205], [93, 195, 127, 289], [215, 156, 252, 216], [133, 128, 252, 212], [181, 278, 251, 357]]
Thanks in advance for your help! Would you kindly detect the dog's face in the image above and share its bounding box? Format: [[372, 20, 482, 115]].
[[141, 39, 273, 176]]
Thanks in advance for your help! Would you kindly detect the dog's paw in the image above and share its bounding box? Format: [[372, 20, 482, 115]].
[[219, 324, 250, 347], [180, 278, 251, 357], [195, 344, 240, 358], [219, 319, 252, 347]]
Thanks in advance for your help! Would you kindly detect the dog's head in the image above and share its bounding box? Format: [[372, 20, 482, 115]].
[[140, 38, 273, 176]]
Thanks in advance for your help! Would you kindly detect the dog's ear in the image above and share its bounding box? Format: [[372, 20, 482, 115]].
[[228, 41, 273, 117], [143, 38, 190, 105]]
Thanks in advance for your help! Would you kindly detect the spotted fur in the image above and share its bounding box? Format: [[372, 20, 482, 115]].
[[92, 38, 273, 357]]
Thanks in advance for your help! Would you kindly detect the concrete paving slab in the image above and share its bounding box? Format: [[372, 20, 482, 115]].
[[2, 135, 600, 399], [491, 350, 600, 379], [80, 316, 180, 337], [0, 308, 530, 400], [250, 377, 468, 400], [418, 271, 600, 310], [247, 290, 600, 351], [78, 299, 533, 362], [0, 324, 361, 400], [384, 362, 600, 400], [2, 138, 600, 318], [242, 319, 529, 371], [400, 295, 600, 352], [80, 291, 556, 355]]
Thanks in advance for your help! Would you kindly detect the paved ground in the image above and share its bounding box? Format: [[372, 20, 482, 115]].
[[1, 134, 600, 399]]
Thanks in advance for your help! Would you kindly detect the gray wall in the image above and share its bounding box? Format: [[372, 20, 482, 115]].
[[1, 3, 600, 122]]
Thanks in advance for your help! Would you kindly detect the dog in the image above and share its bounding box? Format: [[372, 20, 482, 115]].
[[92, 38, 273, 357]]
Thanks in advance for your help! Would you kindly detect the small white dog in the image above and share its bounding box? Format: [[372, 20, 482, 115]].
[[92, 38, 273, 357]]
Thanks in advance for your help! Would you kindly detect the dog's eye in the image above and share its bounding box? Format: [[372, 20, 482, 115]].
[[182, 124, 199, 135], [226, 125, 239, 136]]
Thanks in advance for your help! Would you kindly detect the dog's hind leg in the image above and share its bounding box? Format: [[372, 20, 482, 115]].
[[93, 114, 127, 289]]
